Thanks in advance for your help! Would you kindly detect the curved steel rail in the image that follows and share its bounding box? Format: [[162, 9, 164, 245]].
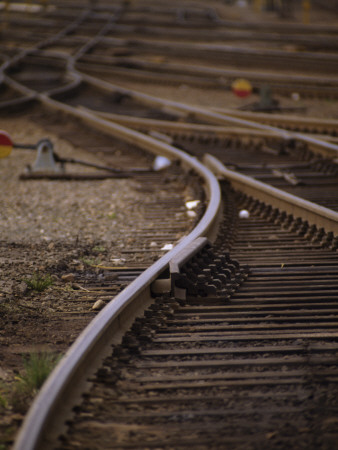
[[77, 110, 338, 143], [13, 98, 222, 450], [77, 53, 338, 98]]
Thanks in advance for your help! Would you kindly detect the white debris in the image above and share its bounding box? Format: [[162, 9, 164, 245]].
[[161, 243, 173, 251], [185, 200, 200, 210], [239, 209, 250, 219], [291, 92, 300, 101], [187, 210, 197, 218], [153, 155, 171, 171], [110, 258, 126, 265], [149, 241, 158, 248]]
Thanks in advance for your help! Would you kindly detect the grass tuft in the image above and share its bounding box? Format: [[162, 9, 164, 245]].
[[11, 352, 61, 413], [92, 246, 105, 253], [0, 389, 8, 410], [25, 273, 53, 292]]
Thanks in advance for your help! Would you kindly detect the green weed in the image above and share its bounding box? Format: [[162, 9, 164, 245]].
[[92, 246, 105, 253], [0, 387, 8, 410], [25, 273, 53, 292], [80, 257, 101, 267], [11, 352, 61, 413]]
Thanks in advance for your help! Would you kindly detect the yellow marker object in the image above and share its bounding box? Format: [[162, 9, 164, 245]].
[[231, 78, 253, 98]]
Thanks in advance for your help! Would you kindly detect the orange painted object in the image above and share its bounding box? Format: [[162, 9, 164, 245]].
[[231, 78, 253, 98], [0, 130, 13, 158]]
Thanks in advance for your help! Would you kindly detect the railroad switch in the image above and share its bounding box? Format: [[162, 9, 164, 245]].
[[0, 133, 64, 174]]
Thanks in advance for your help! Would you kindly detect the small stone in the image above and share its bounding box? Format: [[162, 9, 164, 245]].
[[47, 242, 55, 250], [92, 299, 105, 310], [187, 210, 196, 218], [61, 273, 75, 283], [16, 282, 28, 295], [266, 431, 278, 440], [149, 241, 158, 248]]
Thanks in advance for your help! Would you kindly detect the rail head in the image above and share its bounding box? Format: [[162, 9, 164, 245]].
[[13, 104, 221, 450], [204, 153, 338, 235]]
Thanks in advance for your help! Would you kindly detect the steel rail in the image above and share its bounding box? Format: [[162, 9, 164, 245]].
[[93, 36, 338, 74], [76, 60, 338, 101], [2, 4, 337, 158], [204, 154, 338, 235], [109, 23, 338, 50], [116, 5, 338, 34], [13, 96, 221, 450], [74, 72, 338, 159], [78, 109, 338, 145], [4, 55, 337, 159], [79, 109, 280, 138], [210, 107, 338, 136], [78, 53, 338, 89], [0, 5, 93, 106]]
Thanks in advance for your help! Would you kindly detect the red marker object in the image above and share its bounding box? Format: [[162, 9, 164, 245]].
[[0, 130, 13, 158]]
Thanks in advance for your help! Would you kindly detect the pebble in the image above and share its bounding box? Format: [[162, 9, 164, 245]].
[[92, 299, 105, 310], [61, 273, 75, 283], [187, 210, 197, 218]]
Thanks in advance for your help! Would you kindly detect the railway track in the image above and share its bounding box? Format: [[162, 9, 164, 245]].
[[175, 133, 338, 212], [0, 1, 336, 449], [14, 169, 338, 450], [35, 73, 337, 214], [2, 2, 338, 100]]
